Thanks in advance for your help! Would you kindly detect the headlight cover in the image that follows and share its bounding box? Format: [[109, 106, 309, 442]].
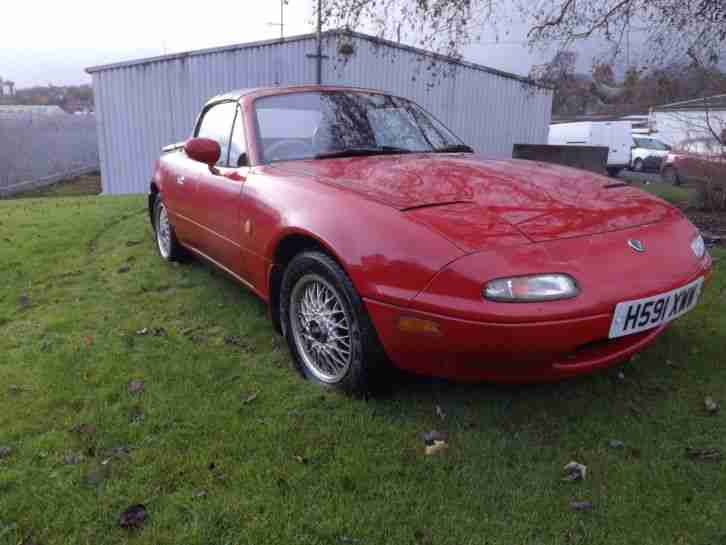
[[484, 274, 579, 302], [691, 234, 706, 259]]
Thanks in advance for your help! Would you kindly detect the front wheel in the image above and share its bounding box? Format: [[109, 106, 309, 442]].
[[633, 158, 644, 172], [280, 251, 384, 395]]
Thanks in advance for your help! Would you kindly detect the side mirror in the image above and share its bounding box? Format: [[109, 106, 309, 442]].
[[185, 137, 221, 168]]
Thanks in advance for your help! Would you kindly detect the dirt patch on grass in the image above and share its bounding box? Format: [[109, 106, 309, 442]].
[[9, 173, 102, 199], [684, 210, 726, 246]]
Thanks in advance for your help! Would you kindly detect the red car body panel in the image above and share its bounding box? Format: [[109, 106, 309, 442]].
[[152, 85, 713, 382]]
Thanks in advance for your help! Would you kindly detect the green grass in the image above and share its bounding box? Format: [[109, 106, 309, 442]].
[[632, 181, 695, 207], [1, 195, 725, 545]]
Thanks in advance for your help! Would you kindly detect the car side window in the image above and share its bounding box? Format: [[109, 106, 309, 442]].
[[229, 106, 249, 167], [195, 102, 237, 166]]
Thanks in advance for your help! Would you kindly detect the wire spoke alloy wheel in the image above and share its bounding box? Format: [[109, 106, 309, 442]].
[[156, 204, 172, 259], [290, 274, 353, 383]]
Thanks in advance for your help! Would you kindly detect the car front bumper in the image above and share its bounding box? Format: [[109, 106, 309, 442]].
[[364, 264, 713, 383]]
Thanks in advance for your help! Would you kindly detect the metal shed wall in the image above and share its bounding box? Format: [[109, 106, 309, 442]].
[[89, 32, 552, 194]]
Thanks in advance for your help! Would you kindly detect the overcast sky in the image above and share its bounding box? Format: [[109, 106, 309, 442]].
[[2, 0, 602, 88]]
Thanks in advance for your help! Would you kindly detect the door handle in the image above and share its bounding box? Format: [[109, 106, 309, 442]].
[[176, 176, 185, 185]]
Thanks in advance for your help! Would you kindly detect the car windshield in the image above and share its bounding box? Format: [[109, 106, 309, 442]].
[[633, 138, 670, 151], [254, 91, 468, 163]]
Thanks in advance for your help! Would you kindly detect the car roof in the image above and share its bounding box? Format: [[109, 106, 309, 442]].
[[204, 85, 406, 106]]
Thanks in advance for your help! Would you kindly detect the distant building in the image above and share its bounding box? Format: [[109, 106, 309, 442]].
[[650, 94, 726, 146], [0, 105, 67, 119], [86, 30, 553, 195]]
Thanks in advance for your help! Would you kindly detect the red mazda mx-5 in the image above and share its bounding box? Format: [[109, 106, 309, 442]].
[[149, 85, 713, 393]]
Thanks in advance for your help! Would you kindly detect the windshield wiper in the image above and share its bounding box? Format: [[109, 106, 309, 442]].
[[433, 144, 474, 154], [314, 146, 413, 159]]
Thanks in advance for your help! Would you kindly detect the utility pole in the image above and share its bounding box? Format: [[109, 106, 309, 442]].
[[268, 0, 285, 39], [316, 0, 323, 84], [306, 0, 327, 84]]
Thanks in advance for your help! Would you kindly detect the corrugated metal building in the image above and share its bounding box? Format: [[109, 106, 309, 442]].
[[86, 30, 552, 195]]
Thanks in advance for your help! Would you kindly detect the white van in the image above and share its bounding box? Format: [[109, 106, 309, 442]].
[[548, 121, 632, 176]]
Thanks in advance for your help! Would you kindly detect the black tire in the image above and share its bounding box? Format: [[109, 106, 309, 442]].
[[662, 166, 680, 186], [279, 251, 385, 396], [153, 195, 183, 262], [607, 167, 621, 178], [633, 158, 644, 172]]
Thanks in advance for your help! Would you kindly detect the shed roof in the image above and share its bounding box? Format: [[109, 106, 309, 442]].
[[85, 30, 543, 88], [653, 94, 726, 112]]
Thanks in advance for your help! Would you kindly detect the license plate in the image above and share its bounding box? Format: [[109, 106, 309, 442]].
[[609, 277, 704, 339]]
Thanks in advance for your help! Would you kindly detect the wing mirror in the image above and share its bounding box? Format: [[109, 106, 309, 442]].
[[185, 138, 221, 171]]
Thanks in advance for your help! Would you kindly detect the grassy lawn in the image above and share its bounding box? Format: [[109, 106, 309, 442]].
[[632, 181, 695, 207], [1, 195, 725, 545]]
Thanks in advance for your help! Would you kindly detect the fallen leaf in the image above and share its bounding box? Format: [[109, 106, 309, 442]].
[[63, 452, 84, 465], [421, 431, 449, 455], [118, 504, 147, 531], [128, 380, 145, 394], [608, 440, 625, 449], [128, 406, 144, 423], [70, 423, 97, 436], [421, 430, 449, 445], [136, 328, 149, 336], [0, 446, 13, 459], [125, 240, 143, 247], [293, 454, 308, 464], [686, 447, 722, 462], [704, 396, 719, 415], [82, 463, 111, 486], [18, 294, 30, 308], [150, 327, 167, 337], [570, 500, 593, 511], [241, 392, 258, 404], [117, 266, 130, 274], [192, 489, 207, 499], [562, 461, 587, 482], [8, 384, 26, 395]]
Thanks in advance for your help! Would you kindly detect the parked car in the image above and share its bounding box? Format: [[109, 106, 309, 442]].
[[630, 136, 671, 172], [548, 121, 632, 176], [661, 137, 726, 185], [150, 86, 712, 393]]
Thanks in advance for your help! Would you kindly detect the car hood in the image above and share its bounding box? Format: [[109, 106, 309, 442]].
[[274, 154, 676, 251]]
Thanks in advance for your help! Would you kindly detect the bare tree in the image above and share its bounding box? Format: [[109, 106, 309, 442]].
[[318, 0, 726, 67]]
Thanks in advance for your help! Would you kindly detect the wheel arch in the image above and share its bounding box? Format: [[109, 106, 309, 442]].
[[148, 181, 160, 230], [268, 229, 350, 334]]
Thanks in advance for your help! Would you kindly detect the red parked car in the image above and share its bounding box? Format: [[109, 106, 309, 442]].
[[661, 136, 726, 186], [150, 86, 712, 393]]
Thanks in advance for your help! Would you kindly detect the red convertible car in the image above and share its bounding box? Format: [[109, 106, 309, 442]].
[[150, 85, 712, 393]]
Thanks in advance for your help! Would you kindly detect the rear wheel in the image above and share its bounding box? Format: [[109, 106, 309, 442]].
[[662, 166, 680, 185], [153, 195, 183, 261], [280, 251, 384, 396]]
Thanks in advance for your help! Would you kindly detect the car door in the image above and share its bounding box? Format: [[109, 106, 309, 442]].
[[192, 102, 250, 278]]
